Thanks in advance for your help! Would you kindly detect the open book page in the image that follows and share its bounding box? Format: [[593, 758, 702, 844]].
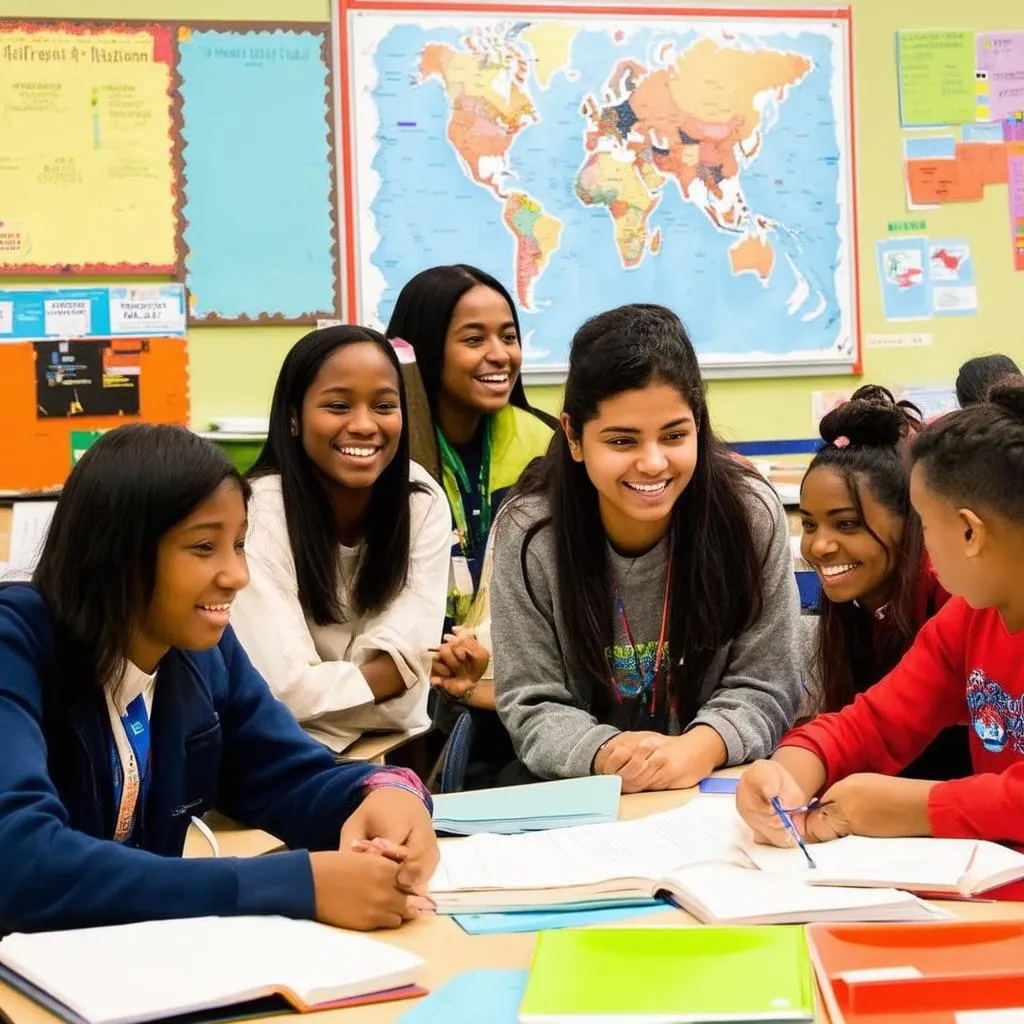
[[742, 835, 978, 891], [659, 863, 954, 924], [431, 797, 751, 894], [961, 840, 1024, 894], [0, 917, 422, 1024]]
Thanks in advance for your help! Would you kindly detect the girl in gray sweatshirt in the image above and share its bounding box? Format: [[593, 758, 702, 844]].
[[490, 304, 802, 791]]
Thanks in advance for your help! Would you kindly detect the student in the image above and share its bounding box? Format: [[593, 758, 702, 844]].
[[230, 326, 450, 754], [386, 265, 554, 787], [799, 385, 970, 780], [956, 353, 1020, 407], [490, 304, 802, 791], [737, 377, 1024, 890], [0, 425, 438, 934]]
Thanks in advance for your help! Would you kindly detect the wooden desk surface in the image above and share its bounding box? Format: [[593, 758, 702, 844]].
[[5, 769, 1024, 1024]]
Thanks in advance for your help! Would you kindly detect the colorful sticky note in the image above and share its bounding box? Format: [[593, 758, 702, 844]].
[[69, 430, 105, 466], [963, 123, 1006, 143], [897, 30, 978, 126]]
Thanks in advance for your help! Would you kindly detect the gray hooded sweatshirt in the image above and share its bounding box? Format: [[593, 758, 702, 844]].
[[490, 474, 802, 779]]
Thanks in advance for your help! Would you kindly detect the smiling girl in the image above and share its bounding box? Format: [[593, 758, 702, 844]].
[[230, 326, 451, 754], [737, 378, 1024, 888], [0, 425, 438, 933], [386, 265, 553, 787], [798, 386, 970, 780], [489, 304, 802, 791]]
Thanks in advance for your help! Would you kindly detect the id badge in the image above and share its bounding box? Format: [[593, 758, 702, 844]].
[[450, 555, 474, 597]]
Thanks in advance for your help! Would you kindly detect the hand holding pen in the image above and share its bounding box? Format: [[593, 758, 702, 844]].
[[736, 759, 819, 852], [770, 796, 818, 868]]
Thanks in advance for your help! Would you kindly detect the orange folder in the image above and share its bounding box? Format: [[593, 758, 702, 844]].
[[806, 920, 1024, 1023]]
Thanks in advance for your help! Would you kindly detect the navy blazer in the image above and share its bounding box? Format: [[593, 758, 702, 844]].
[[0, 585, 384, 933]]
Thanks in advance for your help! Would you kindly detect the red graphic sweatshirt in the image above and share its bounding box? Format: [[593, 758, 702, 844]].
[[780, 596, 1024, 899]]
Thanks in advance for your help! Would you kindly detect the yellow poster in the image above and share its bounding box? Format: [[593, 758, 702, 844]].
[[0, 23, 178, 273]]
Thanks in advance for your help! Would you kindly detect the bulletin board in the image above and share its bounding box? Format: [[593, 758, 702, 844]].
[[177, 23, 340, 323], [0, 338, 189, 492], [0, 20, 180, 274], [0, 15, 340, 324]]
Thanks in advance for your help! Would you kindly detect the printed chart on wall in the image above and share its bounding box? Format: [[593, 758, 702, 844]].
[[334, 1, 860, 376], [0, 21, 179, 274], [177, 24, 339, 322], [897, 29, 1024, 275]]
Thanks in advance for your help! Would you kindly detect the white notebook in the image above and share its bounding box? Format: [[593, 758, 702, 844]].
[[743, 833, 1024, 896], [0, 916, 423, 1024]]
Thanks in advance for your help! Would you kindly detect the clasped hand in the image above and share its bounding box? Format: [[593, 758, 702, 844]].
[[430, 626, 489, 700], [593, 730, 712, 793], [310, 787, 440, 931]]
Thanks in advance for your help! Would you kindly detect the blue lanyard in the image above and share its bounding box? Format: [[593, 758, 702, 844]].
[[110, 692, 151, 844]]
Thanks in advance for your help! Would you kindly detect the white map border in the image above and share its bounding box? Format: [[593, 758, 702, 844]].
[[338, 4, 859, 380]]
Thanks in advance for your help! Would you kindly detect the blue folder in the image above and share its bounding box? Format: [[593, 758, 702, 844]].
[[432, 775, 621, 835]]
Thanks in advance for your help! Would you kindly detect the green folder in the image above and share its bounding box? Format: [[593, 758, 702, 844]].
[[518, 926, 815, 1023]]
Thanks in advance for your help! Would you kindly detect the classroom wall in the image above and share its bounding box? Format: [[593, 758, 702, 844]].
[[9, 0, 1023, 442]]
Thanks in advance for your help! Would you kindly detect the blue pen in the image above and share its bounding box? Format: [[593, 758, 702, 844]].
[[770, 796, 817, 869]]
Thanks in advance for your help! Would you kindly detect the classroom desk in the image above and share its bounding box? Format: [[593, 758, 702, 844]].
[[6, 772, 1021, 1024], [344, 726, 433, 766]]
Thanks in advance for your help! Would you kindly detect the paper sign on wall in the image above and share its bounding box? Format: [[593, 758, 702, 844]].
[[0, 285, 186, 342], [34, 339, 142, 419], [897, 31, 977, 127], [865, 333, 933, 348], [875, 237, 977, 320], [976, 32, 1024, 123]]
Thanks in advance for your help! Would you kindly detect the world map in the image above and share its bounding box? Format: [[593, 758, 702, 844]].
[[350, 12, 856, 371]]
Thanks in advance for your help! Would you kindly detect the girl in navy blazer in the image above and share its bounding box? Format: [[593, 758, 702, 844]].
[[0, 424, 438, 934]]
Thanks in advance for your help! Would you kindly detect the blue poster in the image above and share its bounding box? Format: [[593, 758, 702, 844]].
[[875, 238, 929, 321], [0, 285, 187, 342], [177, 28, 338, 322]]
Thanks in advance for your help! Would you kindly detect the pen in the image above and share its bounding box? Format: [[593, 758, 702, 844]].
[[770, 796, 816, 869]]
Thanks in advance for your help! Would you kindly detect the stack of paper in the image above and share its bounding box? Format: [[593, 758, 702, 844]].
[[432, 776, 621, 835]]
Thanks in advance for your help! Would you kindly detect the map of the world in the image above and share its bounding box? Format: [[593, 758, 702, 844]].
[[346, 9, 857, 372]]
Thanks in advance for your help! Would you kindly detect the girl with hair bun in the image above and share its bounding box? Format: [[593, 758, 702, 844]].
[[738, 377, 1024, 890], [798, 385, 970, 780]]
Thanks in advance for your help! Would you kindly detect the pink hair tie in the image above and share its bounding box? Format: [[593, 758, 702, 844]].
[[389, 336, 417, 365], [833, 435, 850, 449]]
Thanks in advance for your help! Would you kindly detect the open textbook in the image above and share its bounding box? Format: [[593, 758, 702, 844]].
[[0, 916, 423, 1024], [430, 797, 1024, 922]]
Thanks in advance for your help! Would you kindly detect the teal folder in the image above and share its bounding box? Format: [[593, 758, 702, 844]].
[[432, 776, 621, 835]]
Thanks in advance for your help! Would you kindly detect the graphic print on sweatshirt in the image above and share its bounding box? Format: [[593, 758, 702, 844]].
[[966, 668, 1024, 755], [605, 640, 670, 700]]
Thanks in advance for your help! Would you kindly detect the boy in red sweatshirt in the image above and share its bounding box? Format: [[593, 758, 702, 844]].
[[737, 374, 1024, 898]]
